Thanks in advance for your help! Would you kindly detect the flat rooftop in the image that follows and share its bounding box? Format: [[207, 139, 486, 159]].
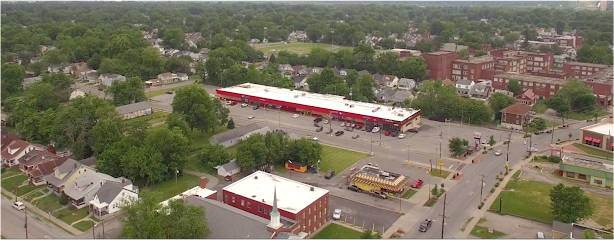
[[454, 56, 495, 64], [582, 68, 613, 84], [160, 186, 217, 208], [494, 72, 568, 85], [350, 165, 410, 192], [223, 171, 329, 214], [423, 51, 457, 56], [218, 83, 420, 122], [581, 122, 614, 136], [562, 156, 614, 173], [565, 62, 610, 68]]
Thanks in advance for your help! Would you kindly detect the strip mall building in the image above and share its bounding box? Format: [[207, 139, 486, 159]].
[[216, 83, 422, 133]]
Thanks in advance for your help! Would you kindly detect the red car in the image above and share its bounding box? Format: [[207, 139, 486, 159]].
[[384, 130, 391, 136], [355, 125, 362, 130], [411, 179, 424, 188]]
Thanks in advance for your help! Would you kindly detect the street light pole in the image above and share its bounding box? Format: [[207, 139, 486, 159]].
[[479, 174, 486, 207], [277, 106, 281, 127], [317, 160, 321, 187], [439, 132, 443, 158]]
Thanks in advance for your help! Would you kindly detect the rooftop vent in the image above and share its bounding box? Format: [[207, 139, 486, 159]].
[[254, 176, 258, 179], [310, 187, 314, 191], [345, 103, 349, 106], [252, 195, 256, 198], [398, 113, 404, 117], [265, 89, 269, 92], [301, 93, 306, 96], [294, 95, 299, 98], [350, 104, 354, 107], [262, 199, 265, 202]]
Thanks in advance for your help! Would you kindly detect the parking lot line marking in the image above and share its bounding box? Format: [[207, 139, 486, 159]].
[[448, 165, 454, 169], [465, 180, 471, 184], [468, 191, 474, 196]]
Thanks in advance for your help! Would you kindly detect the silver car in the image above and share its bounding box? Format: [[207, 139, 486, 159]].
[[332, 209, 341, 220]]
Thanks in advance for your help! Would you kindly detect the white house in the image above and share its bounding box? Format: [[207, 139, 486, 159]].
[[176, 73, 189, 81], [89, 180, 139, 219], [1, 140, 44, 168], [69, 89, 86, 100], [455, 79, 475, 97], [397, 78, 416, 90], [215, 160, 241, 177], [98, 74, 126, 87], [382, 75, 399, 88]]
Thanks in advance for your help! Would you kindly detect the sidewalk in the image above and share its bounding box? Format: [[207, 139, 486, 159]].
[[1, 188, 83, 236], [382, 205, 431, 238], [453, 153, 537, 239]]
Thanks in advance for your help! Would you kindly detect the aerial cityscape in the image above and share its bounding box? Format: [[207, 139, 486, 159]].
[[1, 1, 613, 239]]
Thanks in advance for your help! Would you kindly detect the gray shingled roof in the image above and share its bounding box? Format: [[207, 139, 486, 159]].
[[185, 196, 273, 239], [44, 159, 82, 187], [456, 79, 473, 86], [94, 181, 131, 204], [63, 170, 117, 200], [210, 123, 261, 144], [79, 156, 97, 167], [219, 160, 240, 173], [115, 101, 152, 115]]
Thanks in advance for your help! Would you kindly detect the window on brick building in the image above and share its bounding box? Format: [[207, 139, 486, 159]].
[[258, 206, 262, 212], [594, 179, 603, 185], [232, 196, 235, 203], [247, 202, 251, 209], [578, 174, 587, 180], [241, 200, 244, 206]]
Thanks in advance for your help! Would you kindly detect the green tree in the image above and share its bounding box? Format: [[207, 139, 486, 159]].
[[530, 118, 548, 132], [506, 80, 522, 96], [549, 183, 594, 223], [583, 229, 597, 239], [41, 72, 73, 102], [172, 84, 216, 134], [546, 95, 571, 119], [1, 64, 25, 100], [375, 52, 400, 75], [105, 77, 147, 106], [287, 138, 323, 167], [22, 82, 60, 111], [120, 192, 211, 239], [555, 79, 596, 113], [90, 118, 123, 157], [227, 118, 235, 129], [166, 113, 191, 138], [199, 144, 230, 169], [162, 29, 186, 49], [42, 49, 68, 65], [395, 57, 427, 79], [489, 92, 516, 120], [448, 137, 469, 157], [458, 49, 470, 59], [59, 193, 68, 205], [236, 134, 267, 170], [460, 99, 493, 125], [488, 135, 496, 147]]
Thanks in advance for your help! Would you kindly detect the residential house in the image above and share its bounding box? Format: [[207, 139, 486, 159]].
[[27, 157, 69, 186], [89, 179, 139, 219], [71, 62, 92, 79], [455, 79, 475, 97], [215, 160, 242, 178], [70, 89, 87, 100], [376, 87, 396, 102], [22, 76, 42, 89], [1, 140, 44, 168], [209, 123, 264, 148], [515, 89, 538, 106], [381, 75, 399, 88], [30, 57, 42, 64], [63, 170, 127, 209], [44, 158, 96, 196], [291, 65, 307, 76], [98, 74, 126, 87], [81, 71, 99, 83], [1, 133, 19, 150], [296, 67, 310, 76], [47, 64, 64, 73], [176, 73, 189, 81], [441, 79, 455, 86], [469, 81, 493, 100], [500, 103, 533, 130], [115, 102, 152, 120], [397, 78, 416, 90], [188, 52, 202, 62], [441, 43, 468, 53], [391, 90, 414, 104], [158, 72, 176, 85], [17, 149, 57, 172], [278, 64, 294, 76], [311, 67, 323, 74], [185, 32, 202, 48], [292, 76, 306, 89]]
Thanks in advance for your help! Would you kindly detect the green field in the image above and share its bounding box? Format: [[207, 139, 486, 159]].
[[1, 175, 27, 192], [566, 110, 610, 121], [470, 226, 506, 239], [572, 143, 613, 160], [319, 145, 369, 174], [16, 184, 44, 196], [254, 43, 353, 54], [402, 189, 417, 199], [145, 174, 201, 203], [32, 194, 63, 212], [56, 207, 89, 224], [23, 190, 45, 201], [73, 220, 93, 231], [312, 223, 363, 239], [1, 168, 23, 179], [146, 84, 194, 98]]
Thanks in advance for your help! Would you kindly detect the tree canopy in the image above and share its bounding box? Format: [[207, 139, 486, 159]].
[[549, 183, 594, 224]]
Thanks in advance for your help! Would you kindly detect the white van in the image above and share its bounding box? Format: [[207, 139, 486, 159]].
[[537, 232, 545, 239], [12, 201, 25, 211]]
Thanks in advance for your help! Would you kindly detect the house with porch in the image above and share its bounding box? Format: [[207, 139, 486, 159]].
[[397, 78, 416, 90], [44, 158, 96, 196], [455, 79, 475, 97], [63, 170, 129, 209], [89, 179, 139, 219], [500, 103, 533, 130], [215, 160, 242, 178], [17, 149, 58, 172], [27, 157, 69, 186], [98, 74, 126, 87], [469, 81, 493, 100], [515, 89, 538, 106], [1, 140, 45, 168]]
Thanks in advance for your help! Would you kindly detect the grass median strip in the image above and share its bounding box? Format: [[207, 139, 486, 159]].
[[1, 175, 28, 192], [402, 189, 417, 199], [73, 221, 93, 232]]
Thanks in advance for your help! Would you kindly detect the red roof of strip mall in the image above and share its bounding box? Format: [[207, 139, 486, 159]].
[[216, 83, 421, 124]]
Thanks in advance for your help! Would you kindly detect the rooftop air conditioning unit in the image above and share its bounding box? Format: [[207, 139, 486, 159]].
[[350, 104, 354, 107], [294, 95, 299, 98], [301, 93, 306, 96], [264, 89, 269, 92], [398, 113, 404, 117], [345, 103, 349, 106]]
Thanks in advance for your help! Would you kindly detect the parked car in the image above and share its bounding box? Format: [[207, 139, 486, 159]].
[[494, 149, 502, 156], [391, 131, 400, 137], [305, 135, 318, 141], [344, 127, 354, 132], [384, 130, 391, 136], [230, 101, 237, 106], [316, 126, 324, 132], [253, 105, 260, 110], [355, 125, 362, 130], [165, 91, 173, 94], [352, 134, 359, 139], [12, 202, 25, 211], [247, 115, 255, 119], [372, 127, 380, 133], [369, 190, 387, 199], [409, 127, 420, 133], [398, 134, 406, 139], [325, 170, 335, 179], [528, 147, 539, 152], [411, 179, 424, 188], [226, 101, 233, 105], [335, 131, 345, 136], [341, 122, 346, 127], [323, 119, 329, 124], [347, 185, 361, 192], [241, 103, 248, 107], [293, 114, 300, 118], [418, 219, 433, 232], [314, 123, 321, 127], [314, 117, 323, 123], [332, 209, 342, 220]]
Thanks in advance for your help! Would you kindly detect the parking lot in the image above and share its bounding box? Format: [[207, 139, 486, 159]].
[[329, 195, 400, 233]]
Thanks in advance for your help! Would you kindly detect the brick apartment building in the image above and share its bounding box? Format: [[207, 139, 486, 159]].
[[222, 171, 330, 236], [540, 31, 584, 49], [422, 51, 459, 80], [581, 68, 613, 106], [494, 56, 526, 74], [519, 52, 554, 72], [451, 56, 495, 81], [492, 72, 567, 99], [562, 62, 610, 78]]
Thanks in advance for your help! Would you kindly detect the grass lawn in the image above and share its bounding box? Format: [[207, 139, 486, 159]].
[[511, 170, 522, 179], [73, 220, 93, 232], [146, 84, 193, 98], [254, 43, 352, 55], [123, 110, 170, 126], [23, 191, 45, 201], [586, 192, 614, 227], [144, 174, 201, 202], [226, 144, 239, 157], [470, 226, 506, 239], [1, 168, 23, 179], [32, 194, 63, 212], [531, 100, 548, 114], [188, 126, 228, 153], [489, 180, 554, 222], [572, 143, 612, 160], [566, 109, 610, 121], [312, 223, 363, 239], [429, 168, 451, 179], [1, 175, 28, 192], [401, 189, 417, 199], [16, 184, 44, 196], [56, 207, 89, 225], [524, 118, 559, 133], [319, 145, 369, 174]]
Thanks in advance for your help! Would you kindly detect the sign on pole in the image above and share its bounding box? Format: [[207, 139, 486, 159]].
[[438, 161, 444, 166]]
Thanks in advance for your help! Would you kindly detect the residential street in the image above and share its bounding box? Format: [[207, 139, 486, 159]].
[[1, 196, 72, 239]]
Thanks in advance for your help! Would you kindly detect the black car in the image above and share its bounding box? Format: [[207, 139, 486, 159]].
[[391, 131, 400, 137], [324, 170, 335, 179], [418, 219, 433, 232], [347, 185, 361, 192], [314, 117, 323, 123], [316, 126, 324, 132], [253, 105, 260, 110], [409, 128, 420, 133], [308, 167, 318, 173], [335, 131, 344, 136], [274, 129, 287, 135]]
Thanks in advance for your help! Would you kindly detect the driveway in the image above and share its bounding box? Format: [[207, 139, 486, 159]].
[[329, 195, 400, 233]]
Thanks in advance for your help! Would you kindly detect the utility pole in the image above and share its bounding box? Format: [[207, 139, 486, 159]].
[[102, 220, 106, 239], [439, 132, 443, 158], [407, 144, 410, 164], [92, 221, 96, 239], [499, 197, 503, 213], [479, 174, 486, 207], [439, 193, 449, 239], [25, 207, 29, 239], [506, 129, 512, 164], [550, 115, 555, 144], [429, 159, 433, 199]]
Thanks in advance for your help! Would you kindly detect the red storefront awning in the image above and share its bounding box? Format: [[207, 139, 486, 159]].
[[584, 137, 593, 141], [593, 139, 601, 144]]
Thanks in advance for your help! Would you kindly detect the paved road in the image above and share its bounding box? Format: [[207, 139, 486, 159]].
[[1, 197, 73, 239], [329, 195, 400, 233], [75, 79, 197, 100]]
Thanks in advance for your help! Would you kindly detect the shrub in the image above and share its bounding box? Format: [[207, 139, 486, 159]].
[[548, 156, 562, 163], [495, 182, 500, 187], [59, 194, 68, 205], [440, 183, 445, 188], [431, 185, 439, 197], [227, 118, 235, 129], [490, 189, 495, 193]]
